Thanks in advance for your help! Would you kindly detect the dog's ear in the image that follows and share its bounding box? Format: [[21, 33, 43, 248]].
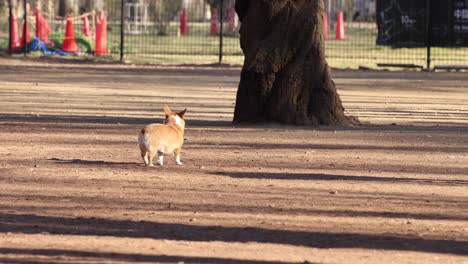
[[164, 105, 172, 116], [177, 108, 187, 118]]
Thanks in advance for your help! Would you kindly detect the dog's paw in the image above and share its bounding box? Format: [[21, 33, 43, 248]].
[[157, 156, 164, 166], [176, 161, 183, 165]]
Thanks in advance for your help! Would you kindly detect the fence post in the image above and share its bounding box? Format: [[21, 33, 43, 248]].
[[23, 0, 27, 56], [120, 0, 124, 63], [425, 0, 432, 70], [219, 0, 224, 64], [8, 0, 12, 55]]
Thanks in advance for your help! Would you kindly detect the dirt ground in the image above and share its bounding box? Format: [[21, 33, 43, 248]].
[[0, 57, 467, 264]]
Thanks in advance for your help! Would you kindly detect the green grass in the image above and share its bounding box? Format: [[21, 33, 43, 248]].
[[1, 21, 468, 69]]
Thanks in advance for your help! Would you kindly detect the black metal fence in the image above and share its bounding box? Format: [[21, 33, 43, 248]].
[[0, 0, 467, 70]]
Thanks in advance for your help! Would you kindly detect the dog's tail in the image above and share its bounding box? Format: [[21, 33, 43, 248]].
[[138, 129, 151, 151]]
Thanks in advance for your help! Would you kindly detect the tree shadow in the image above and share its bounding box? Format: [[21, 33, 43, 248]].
[[0, 61, 241, 79], [0, 248, 299, 264], [211, 171, 468, 187], [0, 113, 233, 127], [332, 70, 468, 82], [0, 213, 467, 256], [1, 112, 468, 132], [48, 158, 137, 167], [192, 141, 468, 153], [3, 191, 466, 222]]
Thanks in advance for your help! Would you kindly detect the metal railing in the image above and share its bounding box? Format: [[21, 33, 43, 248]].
[[0, 0, 467, 70]]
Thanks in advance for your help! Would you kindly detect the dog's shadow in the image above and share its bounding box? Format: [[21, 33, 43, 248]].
[[49, 158, 138, 166]]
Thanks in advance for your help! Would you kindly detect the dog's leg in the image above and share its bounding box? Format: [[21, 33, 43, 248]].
[[148, 151, 156, 167], [157, 151, 164, 166], [141, 151, 149, 166], [175, 149, 183, 165]]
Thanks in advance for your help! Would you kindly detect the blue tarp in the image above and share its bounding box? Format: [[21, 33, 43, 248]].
[[29, 37, 71, 56]]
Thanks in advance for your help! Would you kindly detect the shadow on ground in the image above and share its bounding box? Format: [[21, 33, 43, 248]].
[[0, 248, 298, 264], [212, 171, 468, 186], [1, 213, 467, 256]]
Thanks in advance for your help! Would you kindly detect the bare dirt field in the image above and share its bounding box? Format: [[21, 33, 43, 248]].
[[0, 57, 467, 264]]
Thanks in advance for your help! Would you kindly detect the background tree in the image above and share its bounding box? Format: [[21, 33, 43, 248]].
[[233, 0, 356, 125], [58, 0, 70, 17], [79, 0, 93, 14], [151, 0, 183, 35], [0, 0, 5, 17], [205, 0, 235, 20]]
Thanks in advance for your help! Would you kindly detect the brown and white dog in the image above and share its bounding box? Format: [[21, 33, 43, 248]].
[[138, 106, 186, 167]]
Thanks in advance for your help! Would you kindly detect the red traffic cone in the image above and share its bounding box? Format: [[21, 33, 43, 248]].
[[210, 8, 219, 35], [82, 16, 92, 37], [227, 7, 236, 32], [323, 12, 329, 40], [335, 11, 346, 40], [61, 15, 79, 52], [180, 8, 188, 35], [95, 10, 107, 55], [9, 15, 20, 51], [35, 6, 51, 42], [19, 18, 31, 47]]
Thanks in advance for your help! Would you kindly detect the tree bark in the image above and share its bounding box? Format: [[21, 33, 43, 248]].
[[233, 0, 356, 125], [58, 0, 67, 17]]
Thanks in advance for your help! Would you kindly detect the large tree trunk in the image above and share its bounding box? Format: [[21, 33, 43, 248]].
[[233, 0, 356, 125]]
